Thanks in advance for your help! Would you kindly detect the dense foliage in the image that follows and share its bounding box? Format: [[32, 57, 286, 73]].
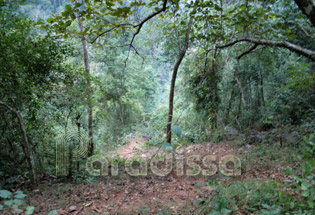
[[0, 0, 314, 214]]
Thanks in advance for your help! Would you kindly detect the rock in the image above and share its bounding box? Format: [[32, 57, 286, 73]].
[[125, 133, 135, 139], [142, 134, 152, 140]]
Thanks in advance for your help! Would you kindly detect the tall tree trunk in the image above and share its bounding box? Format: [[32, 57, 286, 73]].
[[115, 84, 124, 127], [210, 49, 219, 127], [235, 61, 244, 120], [77, 15, 94, 156], [166, 16, 195, 144], [248, 77, 252, 111], [236, 90, 242, 119], [75, 114, 81, 172], [226, 76, 235, 121], [256, 81, 261, 107], [236, 61, 246, 107], [0, 101, 38, 186], [259, 70, 265, 107]]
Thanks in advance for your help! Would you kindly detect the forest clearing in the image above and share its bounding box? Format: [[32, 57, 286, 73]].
[[1, 0, 315, 214]]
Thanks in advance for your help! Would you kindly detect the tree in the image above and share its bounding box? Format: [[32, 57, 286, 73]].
[[0, 6, 72, 182], [77, 12, 94, 156], [166, 3, 196, 143], [0, 101, 38, 186]]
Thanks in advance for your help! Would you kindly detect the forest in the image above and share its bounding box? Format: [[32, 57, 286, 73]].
[[0, 0, 315, 214]]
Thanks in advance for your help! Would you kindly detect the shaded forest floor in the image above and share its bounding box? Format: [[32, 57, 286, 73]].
[[22, 135, 298, 215]]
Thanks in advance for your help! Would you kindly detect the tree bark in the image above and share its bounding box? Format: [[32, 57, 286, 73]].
[[216, 38, 315, 61], [235, 61, 244, 119], [256, 80, 261, 107], [77, 15, 94, 156], [166, 18, 195, 144], [248, 77, 252, 111], [75, 114, 81, 172], [259, 70, 265, 107], [236, 61, 246, 107], [294, 0, 315, 27], [0, 101, 38, 186], [225, 80, 235, 121], [115, 84, 124, 127], [210, 49, 219, 127]]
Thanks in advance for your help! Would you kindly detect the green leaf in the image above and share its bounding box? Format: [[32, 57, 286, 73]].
[[13, 208, 23, 214], [270, 209, 281, 214], [13, 199, 25, 206], [4, 200, 13, 206], [262, 204, 271, 209], [261, 209, 271, 215], [12, 204, 18, 209], [14, 192, 26, 199], [47, 18, 53, 23], [151, 140, 161, 145], [0, 204, 3, 210], [48, 210, 59, 215], [0, 190, 12, 199], [214, 4, 222, 11], [65, 4, 72, 11], [162, 142, 173, 151], [306, 159, 315, 168], [195, 199, 202, 205], [221, 208, 232, 214], [285, 167, 292, 175], [301, 181, 311, 190], [302, 190, 309, 197], [171, 125, 182, 138], [61, 11, 70, 17], [25, 206, 35, 215]]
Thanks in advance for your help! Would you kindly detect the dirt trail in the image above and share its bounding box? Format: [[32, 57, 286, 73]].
[[116, 138, 152, 159], [30, 138, 237, 214]]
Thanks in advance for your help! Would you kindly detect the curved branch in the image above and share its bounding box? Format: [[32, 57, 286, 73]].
[[236, 44, 258, 60], [129, 0, 168, 46], [90, 23, 135, 44], [216, 38, 315, 61], [91, 0, 168, 45]]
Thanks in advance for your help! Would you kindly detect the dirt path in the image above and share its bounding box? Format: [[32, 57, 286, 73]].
[[116, 138, 152, 159], [29, 139, 238, 214]]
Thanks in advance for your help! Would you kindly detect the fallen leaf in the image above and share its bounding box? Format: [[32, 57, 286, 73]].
[[84, 202, 93, 207], [69, 205, 77, 212]]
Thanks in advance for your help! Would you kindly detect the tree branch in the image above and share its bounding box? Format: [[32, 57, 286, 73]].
[[91, 0, 168, 45], [90, 23, 135, 44], [216, 38, 315, 61], [129, 0, 168, 47], [236, 44, 258, 60]]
